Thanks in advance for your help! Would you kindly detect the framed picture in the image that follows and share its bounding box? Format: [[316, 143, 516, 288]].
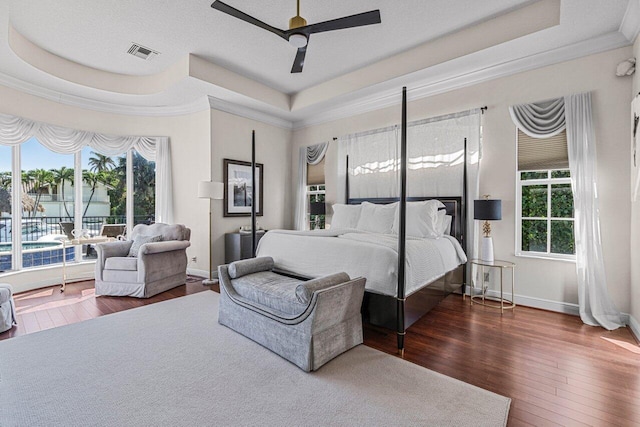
[[223, 158, 264, 217]]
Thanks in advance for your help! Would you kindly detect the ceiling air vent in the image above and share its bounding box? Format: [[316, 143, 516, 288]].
[[127, 43, 159, 60]]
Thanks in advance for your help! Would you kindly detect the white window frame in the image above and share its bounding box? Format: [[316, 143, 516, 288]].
[[515, 169, 576, 262], [306, 184, 325, 230]]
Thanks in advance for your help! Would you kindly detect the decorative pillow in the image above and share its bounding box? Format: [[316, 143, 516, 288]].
[[391, 200, 445, 238], [295, 272, 351, 304], [356, 202, 397, 234], [228, 256, 274, 279], [128, 235, 162, 257], [331, 204, 362, 229]]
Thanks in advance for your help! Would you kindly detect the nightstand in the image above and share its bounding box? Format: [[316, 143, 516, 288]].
[[225, 231, 266, 263], [469, 259, 515, 314]]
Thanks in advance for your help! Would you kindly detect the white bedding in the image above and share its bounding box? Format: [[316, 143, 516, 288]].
[[256, 229, 467, 297]]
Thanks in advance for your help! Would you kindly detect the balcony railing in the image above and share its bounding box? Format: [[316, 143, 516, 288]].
[[0, 215, 154, 243]]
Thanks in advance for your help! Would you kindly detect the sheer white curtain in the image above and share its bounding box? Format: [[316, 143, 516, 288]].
[[343, 110, 482, 258], [294, 142, 329, 230], [0, 112, 173, 223], [565, 92, 623, 330]]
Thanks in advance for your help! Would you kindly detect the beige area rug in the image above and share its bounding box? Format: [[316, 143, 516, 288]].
[[0, 291, 510, 426]]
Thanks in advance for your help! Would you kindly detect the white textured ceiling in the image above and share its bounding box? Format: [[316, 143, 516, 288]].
[[0, 0, 636, 124]]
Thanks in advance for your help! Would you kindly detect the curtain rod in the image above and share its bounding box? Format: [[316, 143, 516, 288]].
[[330, 106, 488, 141]]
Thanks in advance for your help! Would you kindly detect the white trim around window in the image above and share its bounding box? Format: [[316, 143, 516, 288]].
[[515, 170, 576, 262]]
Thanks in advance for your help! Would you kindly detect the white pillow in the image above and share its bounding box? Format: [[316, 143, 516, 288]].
[[356, 202, 397, 234], [439, 213, 453, 236], [392, 200, 445, 238], [330, 204, 362, 229]]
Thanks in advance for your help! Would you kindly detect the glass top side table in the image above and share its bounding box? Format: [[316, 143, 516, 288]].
[[469, 259, 516, 314]]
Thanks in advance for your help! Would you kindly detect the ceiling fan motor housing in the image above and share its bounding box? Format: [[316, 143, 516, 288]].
[[289, 15, 307, 29]]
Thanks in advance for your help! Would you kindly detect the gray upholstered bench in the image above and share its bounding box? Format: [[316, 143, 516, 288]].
[[0, 283, 17, 333], [218, 257, 366, 372]]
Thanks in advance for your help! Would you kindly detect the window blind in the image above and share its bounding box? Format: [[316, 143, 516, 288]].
[[307, 157, 325, 185], [517, 129, 568, 171]]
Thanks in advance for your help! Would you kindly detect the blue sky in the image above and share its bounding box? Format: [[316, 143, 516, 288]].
[[0, 137, 124, 173]]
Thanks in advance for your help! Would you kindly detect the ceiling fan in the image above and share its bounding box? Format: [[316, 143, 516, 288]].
[[211, 0, 381, 73]]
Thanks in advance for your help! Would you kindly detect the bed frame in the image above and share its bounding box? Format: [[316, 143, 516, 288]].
[[346, 88, 468, 354]]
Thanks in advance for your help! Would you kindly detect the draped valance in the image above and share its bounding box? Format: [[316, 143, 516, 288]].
[[306, 142, 329, 165], [508, 97, 566, 138], [0, 113, 161, 160], [0, 112, 173, 223]]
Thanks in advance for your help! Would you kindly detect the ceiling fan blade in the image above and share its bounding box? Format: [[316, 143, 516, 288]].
[[211, 1, 287, 40], [299, 10, 381, 35], [291, 46, 307, 73]]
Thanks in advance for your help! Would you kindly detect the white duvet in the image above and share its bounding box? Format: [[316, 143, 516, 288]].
[[256, 228, 467, 297]]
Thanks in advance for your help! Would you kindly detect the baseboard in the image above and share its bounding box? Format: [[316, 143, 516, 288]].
[[187, 268, 215, 279], [626, 313, 640, 343], [483, 289, 580, 316]]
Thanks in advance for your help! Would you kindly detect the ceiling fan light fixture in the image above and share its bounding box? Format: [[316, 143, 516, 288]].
[[289, 33, 308, 48]]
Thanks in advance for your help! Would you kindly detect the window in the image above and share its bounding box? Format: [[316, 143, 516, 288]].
[[307, 184, 325, 230], [516, 128, 575, 260]]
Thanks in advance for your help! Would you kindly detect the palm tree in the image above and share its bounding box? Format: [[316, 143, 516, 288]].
[[50, 166, 74, 219], [88, 152, 115, 174], [0, 172, 11, 191], [82, 170, 108, 217], [24, 169, 53, 217]]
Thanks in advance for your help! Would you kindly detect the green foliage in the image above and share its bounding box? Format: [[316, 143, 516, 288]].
[[522, 220, 547, 252], [551, 184, 573, 218], [522, 185, 547, 217], [551, 220, 575, 254], [521, 171, 548, 180], [521, 169, 575, 255]]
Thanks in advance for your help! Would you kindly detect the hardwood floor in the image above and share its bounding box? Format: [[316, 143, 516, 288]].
[[2, 280, 639, 426]]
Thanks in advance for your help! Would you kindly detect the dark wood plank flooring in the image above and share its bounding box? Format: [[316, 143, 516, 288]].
[[1, 280, 639, 426]]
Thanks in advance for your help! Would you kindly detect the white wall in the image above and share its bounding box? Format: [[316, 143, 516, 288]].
[[292, 47, 633, 313], [209, 109, 293, 272], [0, 83, 211, 292], [630, 34, 640, 333]]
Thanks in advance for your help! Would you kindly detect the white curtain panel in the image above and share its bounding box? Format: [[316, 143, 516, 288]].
[[294, 142, 330, 230], [0, 112, 173, 224], [346, 125, 399, 199], [565, 92, 623, 331], [294, 146, 309, 230]]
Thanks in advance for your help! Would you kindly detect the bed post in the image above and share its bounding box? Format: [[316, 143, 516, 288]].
[[462, 137, 468, 296], [345, 155, 350, 203], [397, 87, 408, 356], [251, 130, 257, 258]]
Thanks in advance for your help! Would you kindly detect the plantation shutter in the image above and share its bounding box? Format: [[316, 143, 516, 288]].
[[517, 129, 569, 171]]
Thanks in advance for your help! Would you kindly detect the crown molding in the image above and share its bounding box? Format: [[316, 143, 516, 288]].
[[207, 96, 293, 129], [0, 71, 210, 117], [0, 30, 632, 127], [292, 31, 631, 129], [620, 0, 640, 42]]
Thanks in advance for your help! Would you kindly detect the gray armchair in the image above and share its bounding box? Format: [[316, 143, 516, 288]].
[[95, 223, 191, 298]]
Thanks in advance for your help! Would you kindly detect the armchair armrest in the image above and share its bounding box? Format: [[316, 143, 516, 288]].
[[97, 240, 133, 259], [139, 240, 190, 256], [95, 240, 133, 281]]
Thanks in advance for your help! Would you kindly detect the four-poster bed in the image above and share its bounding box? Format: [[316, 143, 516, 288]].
[[254, 88, 471, 353]]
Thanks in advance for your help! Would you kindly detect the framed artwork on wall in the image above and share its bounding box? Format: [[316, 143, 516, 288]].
[[223, 158, 264, 217]]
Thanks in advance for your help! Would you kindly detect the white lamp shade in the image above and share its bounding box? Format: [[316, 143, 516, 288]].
[[198, 181, 224, 200]]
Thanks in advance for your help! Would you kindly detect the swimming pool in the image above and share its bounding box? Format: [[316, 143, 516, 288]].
[[0, 241, 75, 271]]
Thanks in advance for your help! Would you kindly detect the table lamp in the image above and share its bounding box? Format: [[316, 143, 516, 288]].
[[198, 181, 224, 285], [309, 201, 325, 230], [474, 197, 502, 263]]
